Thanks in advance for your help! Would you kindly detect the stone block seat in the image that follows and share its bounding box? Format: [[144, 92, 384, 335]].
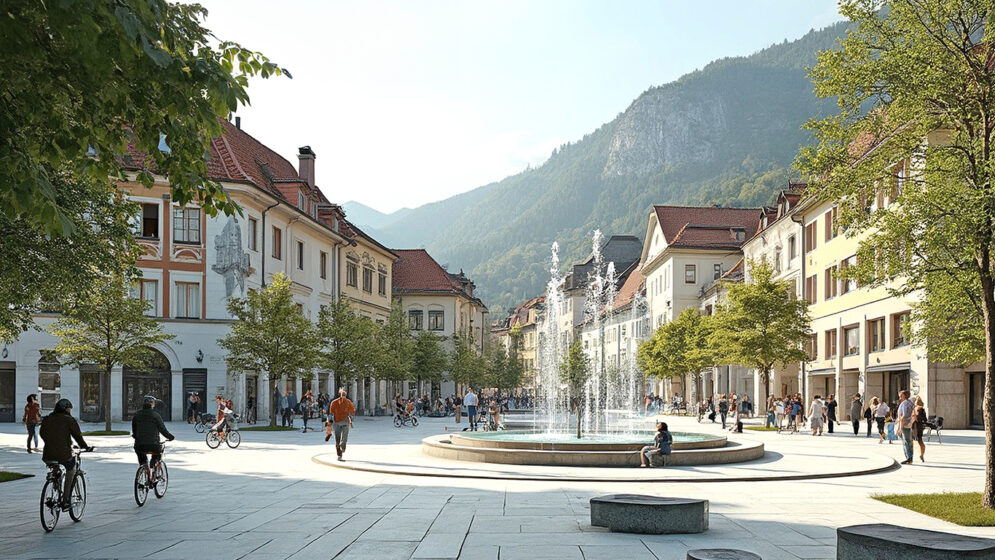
[[687, 550, 762, 560], [838, 523, 995, 560], [590, 494, 708, 534]]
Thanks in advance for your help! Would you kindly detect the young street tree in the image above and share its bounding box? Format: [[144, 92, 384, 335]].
[[317, 298, 379, 393], [51, 273, 174, 432], [709, 261, 810, 405], [637, 307, 714, 403], [796, 0, 995, 508], [2, 1, 287, 235], [376, 303, 414, 403], [219, 273, 319, 426], [412, 330, 448, 396], [449, 331, 485, 394], [560, 341, 592, 439]]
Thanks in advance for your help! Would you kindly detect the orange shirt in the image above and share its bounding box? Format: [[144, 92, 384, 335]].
[[328, 397, 356, 423]]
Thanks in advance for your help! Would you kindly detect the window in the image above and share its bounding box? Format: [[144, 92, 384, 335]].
[[319, 251, 327, 279], [310, 200, 317, 217], [804, 222, 817, 253], [713, 264, 722, 280], [139, 203, 159, 238], [346, 262, 358, 287], [362, 266, 374, 293], [131, 279, 158, 316], [844, 325, 859, 356], [824, 207, 838, 241], [806, 334, 818, 360], [840, 256, 857, 294], [685, 264, 696, 284], [298, 190, 306, 210], [38, 351, 62, 410], [733, 229, 745, 241], [825, 329, 838, 359], [773, 249, 782, 273], [408, 310, 423, 330], [272, 226, 282, 260], [805, 275, 817, 304], [296, 240, 304, 270], [378, 272, 387, 296], [892, 311, 910, 347], [172, 207, 201, 244], [788, 235, 797, 260], [824, 267, 838, 300], [248, 218, 258, 251], [868, 318, 885, 352], [175, 282, 200, 318], [428, 310, 444, 331]]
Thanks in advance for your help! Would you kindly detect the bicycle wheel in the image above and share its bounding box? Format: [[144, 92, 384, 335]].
[[411, 417, 419, 427], [39, 479, 60, 532], [68, 475, 86, 521], [226, 430, 241, 449], [194, 421, 206, 433], [206, 430, 221, 449], [153, 462, 168, 499], [393, 416, 402, 427], [134, 467, 149, 507]]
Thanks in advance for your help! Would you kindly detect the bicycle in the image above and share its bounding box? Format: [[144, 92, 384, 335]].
[[393, 413, 418, 427], [134, 444, 168, 507], [193, 412, 216, 434], [206, 416, 241, 449], [40, 446, 92, 532]]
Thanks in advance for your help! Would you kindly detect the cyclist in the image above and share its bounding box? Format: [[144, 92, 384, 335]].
[[132, 396, 174, 476], [211, 395, 232, 438], [39, 399, 91, 509]]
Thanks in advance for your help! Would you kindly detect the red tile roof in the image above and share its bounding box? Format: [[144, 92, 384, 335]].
[[612, 266, 645, 309], [392, 249, 485, 308], [653, 206, 761, 249]]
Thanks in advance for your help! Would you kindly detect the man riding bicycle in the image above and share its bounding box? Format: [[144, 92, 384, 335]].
[[39, 399, 92, 509], [132, 395, 174, 472]]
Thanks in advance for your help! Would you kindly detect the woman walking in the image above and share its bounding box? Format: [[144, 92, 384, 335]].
[[849, 393, 863, 436], [912, 396, 928, 462], [872, 397, 889, 443], [23, 394, 41, 453]]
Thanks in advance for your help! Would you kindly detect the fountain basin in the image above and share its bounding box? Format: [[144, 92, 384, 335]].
[[450, 430, 726, 452]]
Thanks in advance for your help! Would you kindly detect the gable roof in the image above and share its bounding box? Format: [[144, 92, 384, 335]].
[[391, 249, 486, 308], [612, 264, 645, 310], [653, 206, 760, 247]]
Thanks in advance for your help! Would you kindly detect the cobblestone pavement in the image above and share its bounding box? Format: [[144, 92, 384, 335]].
[[0, 414, 988, 559]]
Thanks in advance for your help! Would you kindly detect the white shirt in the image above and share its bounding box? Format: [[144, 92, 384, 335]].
[[464, 392, 478, 406]]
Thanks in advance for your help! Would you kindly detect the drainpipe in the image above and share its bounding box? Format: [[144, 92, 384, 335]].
[[791, 212, 807, 402], [260, 200, 280, 287]]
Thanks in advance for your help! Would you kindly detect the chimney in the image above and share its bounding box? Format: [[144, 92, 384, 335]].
[[298, 146, 315, 188]]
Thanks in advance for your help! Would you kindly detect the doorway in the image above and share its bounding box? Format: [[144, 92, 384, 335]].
[[885, 371, 910, 407], [182, 368, 207, 420], [123, 350, 171, 420], [970, 372, 984, 427], [0, 366, 14, 422], [80, 365, 105, 423]]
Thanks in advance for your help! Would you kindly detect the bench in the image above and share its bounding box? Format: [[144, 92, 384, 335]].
[[687, 550, 762, 560], [838, 523, 995, 559], [590, 494, 708, 534]]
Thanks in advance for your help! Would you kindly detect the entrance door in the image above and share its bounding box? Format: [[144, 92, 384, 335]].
[[0, 367, 14, 422], [885, 371, 910, 407], [182, 368, 207, 419], [80, 365, 105, 423], [123, 350, 171, 420], [970, 372, 984, 427], [246, 375, 258, 421]]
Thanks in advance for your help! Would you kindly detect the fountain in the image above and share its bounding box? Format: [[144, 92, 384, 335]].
[[421, 232, 764, 467]]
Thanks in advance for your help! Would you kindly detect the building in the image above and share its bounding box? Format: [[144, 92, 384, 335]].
[[579, 264, 651, 388], [498, 296, 544, 384], [391, 249, 488, 398], [0, 120, 396, 423], [697, 260, 755, 401]]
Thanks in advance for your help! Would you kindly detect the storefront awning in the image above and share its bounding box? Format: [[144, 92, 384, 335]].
[[808, 368, 836, 376], [865, 362, 911, 374]]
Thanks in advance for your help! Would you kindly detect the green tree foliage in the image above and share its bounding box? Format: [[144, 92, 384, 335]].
[[412, 330, 448, 389], [559, 341, 592, 439], [316, 298, 379, 388], [0, 173, 138, 341], [483, 341, 524, 396], [637, 308, 714, 400], [219, 273, 319, 425], [795, 0, 995, 507], [709, 261, 810, 403], [449, 331, 485, 391], [376, 302, 414, 383], [1, 0, 287, 234], [51, 273, 174, 432]]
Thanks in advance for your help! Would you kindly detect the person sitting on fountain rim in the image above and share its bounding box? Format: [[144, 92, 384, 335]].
[[639, 422, 672, 467]]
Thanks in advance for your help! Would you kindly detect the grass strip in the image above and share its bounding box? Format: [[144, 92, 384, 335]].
[[0, 471, 33, 483], [873, 492, 995, 526]]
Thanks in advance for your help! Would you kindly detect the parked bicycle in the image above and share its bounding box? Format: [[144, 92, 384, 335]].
[[193, 412, 216, 433], [134, 444, 168, 507], [40, 446, 92, 532], [394, 413, 419, 427], [206, 414, 241, 449]]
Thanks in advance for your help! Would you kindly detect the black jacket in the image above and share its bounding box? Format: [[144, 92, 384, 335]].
[[39, 411, 88, 463], [132, 407, 174, 447]]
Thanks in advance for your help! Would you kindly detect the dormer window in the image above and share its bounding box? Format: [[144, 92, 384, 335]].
[[733, 229, 745, 241], [298, 190, 306, 210]]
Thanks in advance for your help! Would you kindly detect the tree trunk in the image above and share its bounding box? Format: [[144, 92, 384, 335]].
[[762, 367, 771, 408], [980, 270, 995, 508], [104, 365, 113, 432], [269, 376, 278, 427], [575, 397, 582, 439]]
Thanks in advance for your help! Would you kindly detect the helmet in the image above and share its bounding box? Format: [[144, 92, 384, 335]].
[[143, 395, 157, 408], [54, 399, 73, 413]]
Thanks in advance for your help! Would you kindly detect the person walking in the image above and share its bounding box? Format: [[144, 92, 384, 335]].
[[912, 396, 928, 462], [849, 393, 863, 436], [464, 388, 479, 431], [325, 388, 356, 461], [872, 397, 889, 443], [896, 390, 915, 465], [186, 392, 199, 423], [864, 398, 874, 437], [453, 393, 463, 425], [23, 394, 41, 453], [718, 394, 729, 429], [825, 394, 838, 434], [300, 389, 314, 433], [808, 395, 825, 436]]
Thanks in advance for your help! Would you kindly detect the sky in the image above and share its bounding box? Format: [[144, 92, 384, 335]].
[[198, 1, 842, 214]]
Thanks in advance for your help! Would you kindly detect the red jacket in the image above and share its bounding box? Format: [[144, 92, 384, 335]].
[[23, 402, 41, 425]]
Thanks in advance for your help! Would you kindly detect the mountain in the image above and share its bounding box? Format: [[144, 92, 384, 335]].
[[341, 201, 412, 231], [349, 23, 848, 312]]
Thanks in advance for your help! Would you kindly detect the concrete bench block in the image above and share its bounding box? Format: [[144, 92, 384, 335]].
[[687, 549, 762, 560], [590, 494, 708, 534], [838, 523, 995, 559]]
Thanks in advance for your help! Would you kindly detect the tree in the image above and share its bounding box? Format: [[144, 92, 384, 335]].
[[559, 341, 592, 439], [376, 302, 414, 402], [219, 273, 319, 426], [1, 173, 138, 341], [412, 330, 448, 393], [317, 298, 379, 391], [795, 0, 995, 508], [449, 331, 485, 393], [51, 273, 174, 432], [709, 261, 810, 405], [1, 1, 287, 234], [637, 307, 714, 401]]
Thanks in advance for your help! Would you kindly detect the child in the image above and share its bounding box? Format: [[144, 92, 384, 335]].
[[885, 414, 897, 444]]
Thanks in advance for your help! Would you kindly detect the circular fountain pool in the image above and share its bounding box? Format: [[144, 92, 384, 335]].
[[449, 430, 726, 451]]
